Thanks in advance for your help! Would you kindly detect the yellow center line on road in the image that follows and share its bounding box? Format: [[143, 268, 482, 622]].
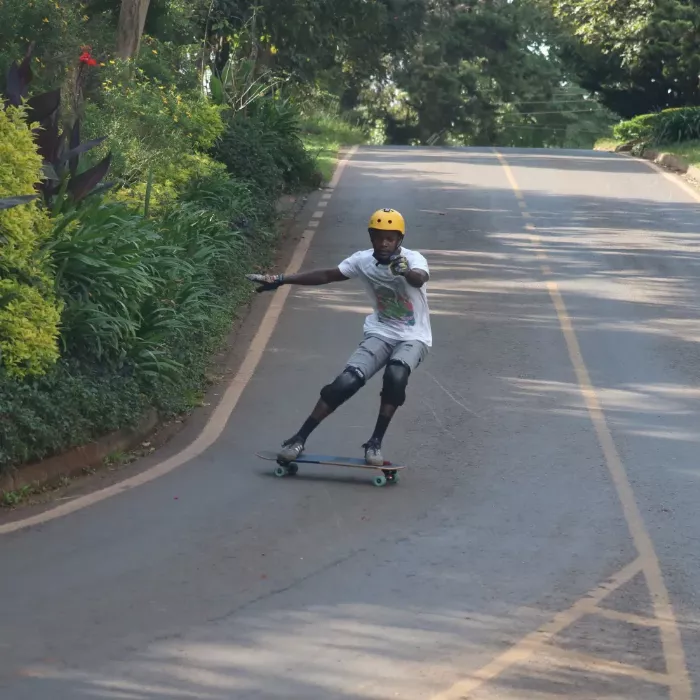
[[0, 147, 360, 536]]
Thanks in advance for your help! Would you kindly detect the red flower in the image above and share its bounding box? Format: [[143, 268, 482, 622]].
[[79, 50, 97, 67]]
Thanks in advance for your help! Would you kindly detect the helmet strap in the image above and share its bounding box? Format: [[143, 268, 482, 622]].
[[373, 245, 402, 265]]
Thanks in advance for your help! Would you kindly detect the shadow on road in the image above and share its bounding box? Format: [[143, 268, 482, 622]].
[[14, 589, 681, 698]]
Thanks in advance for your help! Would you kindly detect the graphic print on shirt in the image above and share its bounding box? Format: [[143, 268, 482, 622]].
[[373, 284, 416, 327]]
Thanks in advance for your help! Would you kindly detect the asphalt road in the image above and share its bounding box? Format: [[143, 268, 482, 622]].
[[2, 147, 700, 699]]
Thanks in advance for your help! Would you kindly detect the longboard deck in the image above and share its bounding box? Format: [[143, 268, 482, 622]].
[[256, 451, 405, 487], [256, 451, 405, 470]]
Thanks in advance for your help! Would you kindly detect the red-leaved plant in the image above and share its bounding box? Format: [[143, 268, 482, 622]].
[[2, 43, 113, 212]]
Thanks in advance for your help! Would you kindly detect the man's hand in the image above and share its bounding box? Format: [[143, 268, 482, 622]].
[[388, 255, 410, 277], [245, 273, 285, 292]]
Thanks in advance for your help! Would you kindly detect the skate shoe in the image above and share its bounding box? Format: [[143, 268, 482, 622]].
[[278, 436, 305, 463], [363, 438, 384, 466]]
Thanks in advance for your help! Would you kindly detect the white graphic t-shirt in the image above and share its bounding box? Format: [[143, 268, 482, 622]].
[[338, 247, 432, 347]]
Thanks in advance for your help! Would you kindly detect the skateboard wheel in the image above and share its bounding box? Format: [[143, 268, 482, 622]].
[[287, 463, 299, 476], [274, 466, 287, 478], [373, 474, 387, 487], [383, 469, 398, 484]]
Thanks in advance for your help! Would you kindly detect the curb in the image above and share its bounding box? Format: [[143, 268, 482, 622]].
[[614, 143, 700, 183], [641, 149, 698, 177], [0, 190, 309, 500], [0, 411, 159, 495]]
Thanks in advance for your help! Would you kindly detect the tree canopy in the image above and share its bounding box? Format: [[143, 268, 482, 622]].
[[546, 0, 700, 117], [6, 0, 696, 146], [187, 0, 617, 146]]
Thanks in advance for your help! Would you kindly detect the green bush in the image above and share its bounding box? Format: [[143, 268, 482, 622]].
[[213, 115, 284, 199], [0, 0, 104, 95], [0, 105, 62, 378], [298, 110, 369, 182], [133, 36, 202, 93], [213, 100, 321, 198], [613, 113, 659, 142], [83, 63, 226, 205], [652, 108, 700, 143], [49, 202, 165, 370], [614, 107, 700, 145], [180, 174, 269, 227], [0, 359, 147, 468], [250, 99, 321, 191], [1, 175, 280, 471], [48, 188, 256, 379]]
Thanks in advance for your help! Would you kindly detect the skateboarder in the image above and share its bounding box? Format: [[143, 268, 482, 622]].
[[245, 208, 431, 466]]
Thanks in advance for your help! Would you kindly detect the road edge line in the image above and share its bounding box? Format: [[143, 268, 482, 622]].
[[620, 150, 700, 204]]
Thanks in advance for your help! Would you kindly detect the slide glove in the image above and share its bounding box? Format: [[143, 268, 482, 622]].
[[245, 273, 285, 293], [388, 255, 410, 277]]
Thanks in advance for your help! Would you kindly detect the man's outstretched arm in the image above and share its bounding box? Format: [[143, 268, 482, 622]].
[[246, 267, 349, 292]]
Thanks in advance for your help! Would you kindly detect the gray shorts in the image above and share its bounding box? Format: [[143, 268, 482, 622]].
[[345, 335, 429, 381]]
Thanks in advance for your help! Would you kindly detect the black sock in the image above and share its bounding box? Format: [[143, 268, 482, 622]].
[[296, 416, 320, 442], [371, 414, 391, 443]]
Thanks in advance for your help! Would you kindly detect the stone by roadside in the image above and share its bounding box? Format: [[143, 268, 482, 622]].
[[607, 141, 700, 188]]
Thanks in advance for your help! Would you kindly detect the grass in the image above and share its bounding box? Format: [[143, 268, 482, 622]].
[[595, 135, 700, 168], [300, 114, 367, 183], [594, 137, 623, 151], [2, 484, 35, 507], [1, 475, 72, 508]]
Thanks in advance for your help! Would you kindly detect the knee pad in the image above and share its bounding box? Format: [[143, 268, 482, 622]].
[[381, 360, 411, 407], [320, 366, 365, 409]]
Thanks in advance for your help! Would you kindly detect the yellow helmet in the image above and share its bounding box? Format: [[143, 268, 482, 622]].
[[368, 208, 405, 236]]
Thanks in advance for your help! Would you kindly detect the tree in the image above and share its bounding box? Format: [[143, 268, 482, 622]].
[[546, 0, 700, 117], [367, 0, 593, 146], [116, 0, 151, 59], [198, 0, 425, 94], [496, 83, 617, 149], [103, 0, 615, 146]]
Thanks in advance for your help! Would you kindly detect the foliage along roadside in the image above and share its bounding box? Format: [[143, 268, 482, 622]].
[[0, 104, 62, 379], [595, 107, 700, 170], [546, 0, 700, 119], [4, 45, 115, 213], [0, 48, 361, 476], [614, 108, 700, 148], [0, 171, 295, 474]]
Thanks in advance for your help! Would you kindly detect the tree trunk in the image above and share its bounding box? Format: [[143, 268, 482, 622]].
[[249, 6, 260, 79], [116, 0, 151, 60]]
